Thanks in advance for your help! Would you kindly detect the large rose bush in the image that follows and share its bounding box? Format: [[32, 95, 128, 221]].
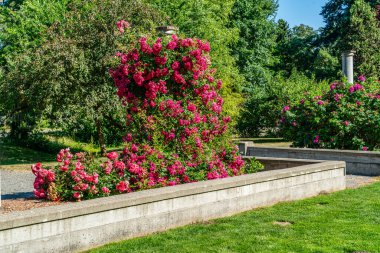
[[32, 27, 263, 201], [280, 77, 380, 151]]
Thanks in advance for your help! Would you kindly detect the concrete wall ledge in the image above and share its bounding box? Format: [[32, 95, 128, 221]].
[[246, 146, 380, 175], [249, 146, 380, 159], [0, 158, 346, 253]]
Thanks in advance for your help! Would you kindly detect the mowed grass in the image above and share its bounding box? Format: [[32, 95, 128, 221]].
[[0, 135, 123, 170], [89, 183, 380, 253], [0, 142, 56, 170]]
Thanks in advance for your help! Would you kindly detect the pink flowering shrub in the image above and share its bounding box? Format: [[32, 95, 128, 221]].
[[280, 77, 380, 151], [31, 30, 263, 201]]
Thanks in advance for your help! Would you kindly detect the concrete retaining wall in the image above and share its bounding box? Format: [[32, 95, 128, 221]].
[[256, 157, 320, 171], [0, 159, 346, 253], [246, 146, 380, 176]]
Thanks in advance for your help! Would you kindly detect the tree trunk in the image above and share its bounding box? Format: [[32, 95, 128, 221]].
[[9, 110, 34, 140], [95, 118, 107, 156]]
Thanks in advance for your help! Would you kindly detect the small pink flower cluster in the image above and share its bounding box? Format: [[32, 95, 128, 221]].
[[348, 83, 363, 93], [32, 163, 55, 199], [358, 75, 366, 82], [34, 149, 104, 201], [282, 106, 290, 113], [70, 161, 100, 200], [334, 93, 344, 102], [116, 20, 130, 34]]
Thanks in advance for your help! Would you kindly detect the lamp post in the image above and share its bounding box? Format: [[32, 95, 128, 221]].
[[342, 50, 355, 84]]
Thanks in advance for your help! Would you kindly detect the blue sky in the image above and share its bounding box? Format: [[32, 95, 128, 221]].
[[276, 0, 328, 29]]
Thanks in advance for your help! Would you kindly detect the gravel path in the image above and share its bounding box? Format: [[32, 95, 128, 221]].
[[1, 170, 35, 199], [1, 170, 379, 201], [345, 174, 380, 189]]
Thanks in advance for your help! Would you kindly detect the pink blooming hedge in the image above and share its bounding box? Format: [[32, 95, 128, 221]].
[[280, 77, 380, 151], [32, 32, 263, 201]]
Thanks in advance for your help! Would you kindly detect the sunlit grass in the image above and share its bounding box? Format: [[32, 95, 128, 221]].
[[88, 183, 380, 253]]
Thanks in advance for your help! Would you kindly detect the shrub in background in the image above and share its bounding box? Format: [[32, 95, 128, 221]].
[[237, 71, 329, 137], [32, 34, 263, 201], [280, 77, 380, 150]]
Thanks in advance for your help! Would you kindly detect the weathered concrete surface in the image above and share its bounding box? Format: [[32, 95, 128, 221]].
[[238, 141, 254, 155], [246, 146, 380, 176], [256, 157, 320, 171], [0, 159, 346, 253]]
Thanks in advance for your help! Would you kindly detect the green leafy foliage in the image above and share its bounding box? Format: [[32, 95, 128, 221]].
[[237, 71, 329, 137], [0, 0, 163, 154], [229, 0, 278, 90], [0, 0, 71, 138], [347, 0, 380, 78], [0, 0, 70, 65], [273, 20, 340, 81], [281, 78, 380, 150], [320, 0, 380, 79], [274, 23, 317, 77]]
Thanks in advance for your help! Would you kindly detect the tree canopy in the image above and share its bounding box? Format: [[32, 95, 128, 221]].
[[1, 0, 379, 144], [229, 0, 278, 91], [0, 0, 163, 154], [320, 0, 380, 78]]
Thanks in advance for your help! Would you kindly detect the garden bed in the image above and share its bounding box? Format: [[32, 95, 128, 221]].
[[0, 157, 345, 253], [0, 198, 63, 214]]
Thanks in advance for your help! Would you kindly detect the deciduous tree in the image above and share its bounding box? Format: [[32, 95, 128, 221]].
[[229, 0, 278, 91]]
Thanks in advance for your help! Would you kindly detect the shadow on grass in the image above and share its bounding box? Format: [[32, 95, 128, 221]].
[[0, 142, 55, 166]]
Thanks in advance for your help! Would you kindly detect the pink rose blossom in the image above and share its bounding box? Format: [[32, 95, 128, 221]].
[[73, 192, 81, 200], [282, 106, 290, 113], [116, 20, 130, 34], [101, 187, 110, 194], [107, 152, 119, 161], [116, 181, 129, 193]]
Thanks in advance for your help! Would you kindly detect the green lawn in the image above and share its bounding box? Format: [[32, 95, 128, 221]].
[[0, 135, 123, 170], [89, 183, 380, 253], [0, 142, 55, 168]]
